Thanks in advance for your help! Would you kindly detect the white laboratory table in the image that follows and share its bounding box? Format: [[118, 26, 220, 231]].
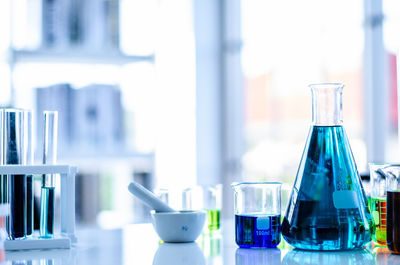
[[4, 220, 400, 265]]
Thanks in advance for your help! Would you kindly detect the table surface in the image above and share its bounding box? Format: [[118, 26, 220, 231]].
[[4, 220, 400, 265]]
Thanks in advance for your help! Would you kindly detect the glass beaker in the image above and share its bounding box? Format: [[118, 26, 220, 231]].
[[282, 83, 373, 250], [232, 182, 281, 248], [369, 163, 390, 245], [380, 165, 400, 254]]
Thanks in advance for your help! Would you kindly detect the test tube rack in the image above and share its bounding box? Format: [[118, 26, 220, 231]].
[[0, 165, 77, 250]]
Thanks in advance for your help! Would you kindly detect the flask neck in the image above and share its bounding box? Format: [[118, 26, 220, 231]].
[[310, 83, 343, 126]]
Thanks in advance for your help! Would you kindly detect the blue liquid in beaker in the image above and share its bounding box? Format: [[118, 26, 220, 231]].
[[40, 187, 55, 238], [282, 125, 373, 250], [235, 214, 281, 248]]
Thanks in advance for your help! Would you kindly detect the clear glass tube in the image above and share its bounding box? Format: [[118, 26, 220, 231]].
[[40, 111, 58, 238], [0, 109, 3, 166], [179, 184, 223, 232], [0, 109, 5, 204], [202, 184, 222, 232], [369, 163, 389, 245], [23, 110, 33, 165], [0, 109, 7, 245], [4, 109, 24, 165], [23, 110, 34, 237], [4, 109, 27, 239], [42, 111, 58, 186]]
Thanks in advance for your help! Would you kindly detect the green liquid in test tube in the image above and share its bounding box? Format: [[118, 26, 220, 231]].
[[206, 209, 221, 231], [40, 111, 58, 238], [203, 184, 222, 232]]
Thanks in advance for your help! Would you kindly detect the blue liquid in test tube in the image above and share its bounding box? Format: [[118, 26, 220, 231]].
[[235, 214, 281, 248], [40, 186, 55, 238], [40, 111, 58, 238]]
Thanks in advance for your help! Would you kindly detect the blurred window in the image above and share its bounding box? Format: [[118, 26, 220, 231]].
[[384, 0, 400, 163], [241, 0, 366, 182]]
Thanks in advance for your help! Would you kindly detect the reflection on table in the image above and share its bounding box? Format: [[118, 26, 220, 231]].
[[373, 245, 400, 265], [236, 248, 281, 265], [282, 249, 374, 265], [2, 222, 400, 265], [153, 242, 205, 265], [4, 248, 76, 265]]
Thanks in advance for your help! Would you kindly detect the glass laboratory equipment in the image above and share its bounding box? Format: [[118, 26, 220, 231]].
[[369, 163, 390, 245], [0, 110, 7, 248], [155, 188, 188, 210], [281, 83, 373, 250], [23, 110, 34, 237], [0, 109, 4, 204], [181, 184, 222, 231], [40, 111, 58, 238], [3, 109, 28, 239], [232, 182, 281, 248], [382, 165, 400, 254], [202, 184, 222, 231]]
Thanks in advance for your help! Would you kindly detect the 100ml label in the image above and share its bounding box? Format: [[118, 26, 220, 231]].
[[256, 230, 271, 236]]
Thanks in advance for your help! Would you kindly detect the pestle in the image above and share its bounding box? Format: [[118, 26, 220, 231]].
[[128, 182, 176, 212]]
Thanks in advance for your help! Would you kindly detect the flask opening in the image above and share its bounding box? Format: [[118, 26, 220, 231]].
[[310, 83, 343, 126]]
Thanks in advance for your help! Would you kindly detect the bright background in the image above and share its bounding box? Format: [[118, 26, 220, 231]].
[[0, 0, 399, 227]]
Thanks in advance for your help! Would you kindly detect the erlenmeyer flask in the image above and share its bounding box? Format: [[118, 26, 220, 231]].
[[282, 83, 373, 250]]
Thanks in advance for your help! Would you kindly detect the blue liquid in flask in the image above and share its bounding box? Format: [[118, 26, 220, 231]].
[[282, 125, 373, 250], [235, 214, 281, 248], [40, 187, 55, 238]]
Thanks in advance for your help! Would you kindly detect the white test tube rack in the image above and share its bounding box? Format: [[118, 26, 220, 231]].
[[0, 165, 77, 250]]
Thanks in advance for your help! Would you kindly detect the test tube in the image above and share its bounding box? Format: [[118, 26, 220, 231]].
[[369, 163, 389, 245], [203, 184, 222, 232], [23, 110, 34, 237], [4, 109, 27, 239], [0, 109, 5, 204], [40, 111, 58, 238]]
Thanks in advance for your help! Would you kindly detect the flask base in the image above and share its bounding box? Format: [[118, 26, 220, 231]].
[[282, 217, 372, 251]]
